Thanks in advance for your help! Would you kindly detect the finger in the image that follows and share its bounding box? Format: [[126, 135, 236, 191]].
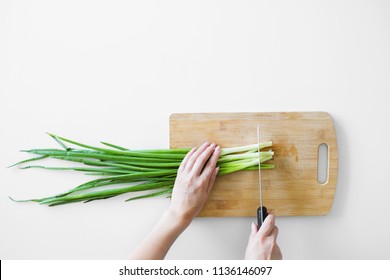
[[200, 145, 220, 178], [185, 142, 210, 171], [190, 143, 217, 175], [178, 147, 196, 173], [250, 222, 258, 237], [206, 167, 219, 194], [247, 222, 258, 243], [257, 213, 275, 238]]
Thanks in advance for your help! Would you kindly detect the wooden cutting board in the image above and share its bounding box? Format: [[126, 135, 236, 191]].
[[169, 112, 338, 217]]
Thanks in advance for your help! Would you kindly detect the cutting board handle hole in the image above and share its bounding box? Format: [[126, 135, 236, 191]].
[[317, 143, 329, 184]]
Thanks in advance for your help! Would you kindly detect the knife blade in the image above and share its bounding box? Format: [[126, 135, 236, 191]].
[[257, 124, 268, 229]]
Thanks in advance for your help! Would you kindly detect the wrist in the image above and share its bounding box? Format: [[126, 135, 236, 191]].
[[165, 207, 193, 229]]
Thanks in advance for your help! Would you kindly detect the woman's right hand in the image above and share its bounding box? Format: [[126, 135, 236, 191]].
[[244, 214, 282, 260]]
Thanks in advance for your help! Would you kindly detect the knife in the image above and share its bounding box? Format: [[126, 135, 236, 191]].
[[257, 124, 268, 229]]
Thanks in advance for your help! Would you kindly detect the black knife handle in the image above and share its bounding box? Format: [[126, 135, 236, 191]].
[[257, 206, 268, 230]]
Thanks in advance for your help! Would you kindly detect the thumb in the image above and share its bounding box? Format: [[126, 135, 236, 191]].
[[257, 214, 275, 237]]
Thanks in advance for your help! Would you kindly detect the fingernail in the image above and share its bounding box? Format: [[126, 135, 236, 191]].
[[216, 167, 219, 174]]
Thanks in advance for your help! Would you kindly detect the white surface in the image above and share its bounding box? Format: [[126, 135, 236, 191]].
[[0, 0, 389, 260]]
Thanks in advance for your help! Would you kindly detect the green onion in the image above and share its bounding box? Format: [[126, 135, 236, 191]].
[[9, 133, 274, 206]]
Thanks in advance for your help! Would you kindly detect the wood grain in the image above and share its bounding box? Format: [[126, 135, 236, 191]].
[[169, 112, 338, 217]]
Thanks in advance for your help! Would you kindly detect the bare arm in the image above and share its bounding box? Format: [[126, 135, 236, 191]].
[[130, 142, 220, 260]]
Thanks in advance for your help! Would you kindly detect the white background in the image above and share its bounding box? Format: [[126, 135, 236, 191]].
[[0, 0, 389, 260]]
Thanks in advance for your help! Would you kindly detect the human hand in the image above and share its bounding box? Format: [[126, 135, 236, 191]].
[[129, 142, 219, 260], [169, 142, 220, 223], [244, 214, 282, 260]]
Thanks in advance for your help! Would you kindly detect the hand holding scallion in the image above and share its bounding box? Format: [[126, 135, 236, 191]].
[[169, 142, 220, 223], [130, 143, 219, 259]]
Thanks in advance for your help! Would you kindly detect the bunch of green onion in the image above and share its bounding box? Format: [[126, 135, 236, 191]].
[[10, 134, 274, 206]]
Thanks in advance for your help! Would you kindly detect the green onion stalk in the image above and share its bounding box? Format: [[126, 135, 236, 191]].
[[9, 134, 274, 206]]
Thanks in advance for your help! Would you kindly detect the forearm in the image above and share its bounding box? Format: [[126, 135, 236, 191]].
[[130, 209, 191, 260]]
